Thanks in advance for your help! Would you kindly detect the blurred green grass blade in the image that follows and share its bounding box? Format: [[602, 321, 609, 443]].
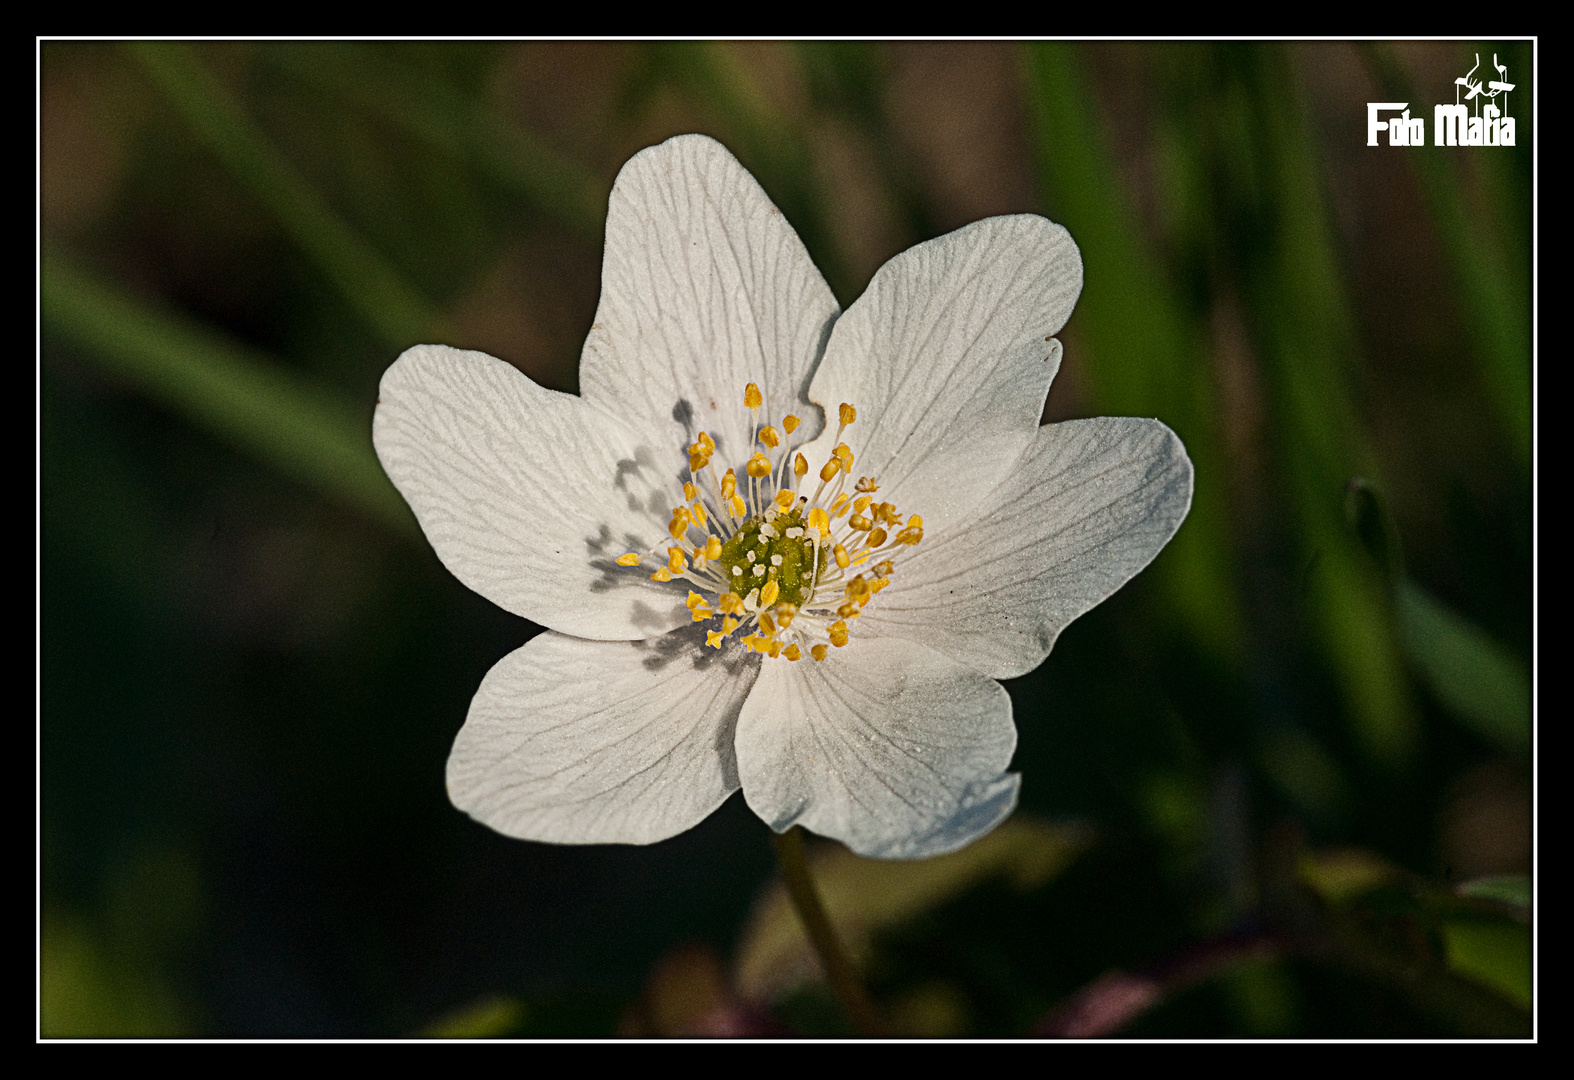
[[1023, 42, 1245, 665], [265, 44, 608, 241], [1363, 45, 1531, 467], [125, 41, 445, 350], [1439, 916, 1531, 1010], [43, 253, 417, 538], [1220, 47, 1415, 765], [418, 995, 526, 1038], [1396, 579, 1531, 754]]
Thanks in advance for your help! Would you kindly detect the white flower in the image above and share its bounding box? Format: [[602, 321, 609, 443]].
[[373, 135, 1192, 860]]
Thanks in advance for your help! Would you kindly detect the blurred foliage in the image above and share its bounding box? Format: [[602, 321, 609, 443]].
[[40, 40, 1533, 1038]]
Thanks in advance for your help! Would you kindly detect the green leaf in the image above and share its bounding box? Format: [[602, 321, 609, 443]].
[[1439, 916, 1531, 1009], [1396, 578, 1531, 754], [1456, 875, 1531, 912]]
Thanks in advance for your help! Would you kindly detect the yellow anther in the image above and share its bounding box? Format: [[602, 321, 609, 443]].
[[852, 495, 872, 514], [683, 481, 698, 502], [837, 601, 862, 619], [774, 489, 795, 509], [866, 527, 888, 548], [848, 514, 873, 532], [746, 452, 773, 479], [828, 621, 850, 647], [706, 630, 725, 649], [692, 501, 708, 527], [691, 605, 714, 622], [716, 591, 740, 616], [839, 403, 857, 426], [833, 543, 850, 569], [907, 514, 924, 529], [775, 604, 797, 628], [855, 477, 879, 493], [686, 591, 706, 610], [759, 612, 777, 635], [811, 644, 829, 662], [895, 526, 923, 546], [759, 425, 781, 449], [808, 508, 830, 537], [783, 415, 801, 435], [729, 495, 747, 519], [845, 576, 871, 599], [688, 452, 708, 473], [793, 453, 808, 478], [668, 509, 691, 539], [742, 634, 764, 653], [721, 469, 738, 499], [760, 580, 781, 607], [723, 616, 740, 634], [769, 640, 783, 658], [871, 577, 890, 594], [783, 643, 802, 661], [744, 383, 763, 409], [668, 548, 688, 574], [699, 431, 715, 453], [651, 567, 673, 582], [874, 560, 895, 576], [705, 537, 723, 561], [830, 493, 851, 517], [819, 460, 840, 483], [616, 552, 641, 567]]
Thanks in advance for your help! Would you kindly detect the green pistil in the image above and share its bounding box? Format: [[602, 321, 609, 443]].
[[718, 508, 824, 607]]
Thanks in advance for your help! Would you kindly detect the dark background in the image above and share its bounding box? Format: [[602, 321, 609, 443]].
[[40, 41, 1533, 1037]]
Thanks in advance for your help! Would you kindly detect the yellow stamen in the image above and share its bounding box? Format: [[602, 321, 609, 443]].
[[853, 495, 872, 514], [871, 577, 890, 594], [855, 477, 879, 493], [808, 508, 830, 537], [691, 606, 714, 622], [668, 548, 688, 574], [830, 493, 851, 517], [783, 415, 801, 435], [705, 536, 723, 560], [895, 526, 923, 546], [848, 514, 873, 532], [729, 495, 747, 519], [746, 452, 773, 479], [706, 630, 725, 649], [668, 509, 691, 539], [874, 560, 895, 576], [721, 469, 738, 499], [686, 591, 706, 610], [692, 501, 708, 528], [829, 621, 850, 647], [683, 481, 698, 502], [774, 489, 795, 509], [759, 612, 777, 635], [783, 644, 802, 661], [768, 640, 783, 658], [866, 527, 888, 548], [651, 567, 673, 582], [811, 644, 829, 662], [689, 450, 710, 472], [759, 425, 780, 449], [616, 552, 641, 567], [819, 459, 840, 483], [744, 383, 763, 409], [839, 403, 857, 426], [760, 580, 781, 607], [794, 453, 808, 478], [718, 591, 744, 616], [833, 543, 850, 569], [907, 514, 924, 529], [837, 601, 861, 619], [698, 431, 715, 453], [775, 604, 797, 628], [723, 616, 740, 634]]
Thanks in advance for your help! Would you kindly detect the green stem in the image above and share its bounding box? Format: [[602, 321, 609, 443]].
[[770, 827, 890, 1038]]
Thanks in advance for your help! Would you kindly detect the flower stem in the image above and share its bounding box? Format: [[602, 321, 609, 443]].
[[770, 826, 890, 1037]]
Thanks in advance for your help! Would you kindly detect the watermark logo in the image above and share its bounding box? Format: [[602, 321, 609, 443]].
[[1367, 52, 1517, 147]]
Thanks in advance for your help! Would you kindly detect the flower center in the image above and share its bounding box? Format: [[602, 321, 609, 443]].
[[616, 383, 925, 661]]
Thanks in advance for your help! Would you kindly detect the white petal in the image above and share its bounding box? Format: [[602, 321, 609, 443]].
[[579, 134, 841, 466], [799, 215, 1081, 533], [858, 417, 1193, 679], [448, 629, 759, 845], [374, 344, 689, 640], [735, 638, 1019, 860]]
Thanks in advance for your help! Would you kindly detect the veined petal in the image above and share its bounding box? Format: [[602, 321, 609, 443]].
[[580, 134, 840, 465], [800, 215, 1081, 533], [735, 637, 1019, 860], [858, 417, 1193, 679], [374, 344, 689, 640], [448, 629, 759, 845]]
